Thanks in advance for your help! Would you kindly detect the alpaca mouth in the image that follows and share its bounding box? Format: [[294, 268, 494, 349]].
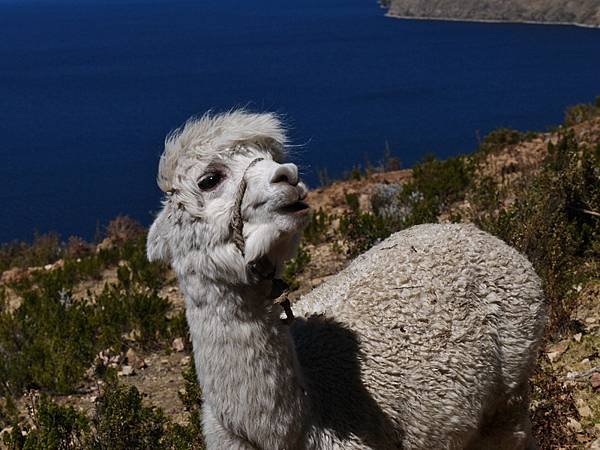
[[279, 201, 310, 214]]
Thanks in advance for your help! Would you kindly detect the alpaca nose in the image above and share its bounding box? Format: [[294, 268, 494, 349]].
[[270, 163, 299, 186]]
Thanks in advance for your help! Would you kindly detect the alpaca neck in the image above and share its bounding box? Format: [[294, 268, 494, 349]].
[[182, 273, 309, 448]]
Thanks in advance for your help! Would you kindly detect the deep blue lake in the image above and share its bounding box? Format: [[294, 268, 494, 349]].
[[1, 0, 599, 242]]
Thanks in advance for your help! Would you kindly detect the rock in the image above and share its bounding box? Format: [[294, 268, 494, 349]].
[[0, 267, 28, 284], [118, 365, 135, 377], [180, 356, 192, 366], [591, 437, 600, 450], [575, 398, 592, 418], [567, 417, 583, 433], [125, 348, 146, 369], [96, 238, 115, 252], [591, 372, 600, 390], [172, 337, 185, 352], [546, 339, 569, 363], [126, 348, 138, 363], [573, 333, 583, 342]]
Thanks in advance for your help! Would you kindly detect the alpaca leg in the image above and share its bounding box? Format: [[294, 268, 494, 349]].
[[466, 391, 536, 450], [203, 405, 257, 450]]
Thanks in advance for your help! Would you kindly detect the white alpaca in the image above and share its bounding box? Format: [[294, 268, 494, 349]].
[[147, 110, 547, 450]]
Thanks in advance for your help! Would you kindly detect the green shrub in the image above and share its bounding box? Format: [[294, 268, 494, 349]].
[[91, 383, 166, 450], [3, 395, 89, 450], [162, 365, 205, 450], [303, 208, 332, 245], [338, 194, 391, 257], [564, 101, 600, 126], [475, 128, 532, 156], [0, 286, 96, 394], [0, 236, 172, 396], [392, 155, 473, 229], [480, 131, 600, 331], [0, 232, 63, 274], [282, 244, 311, 290]]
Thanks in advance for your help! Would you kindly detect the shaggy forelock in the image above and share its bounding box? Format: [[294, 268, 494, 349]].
[[157, 110, 288, 193]]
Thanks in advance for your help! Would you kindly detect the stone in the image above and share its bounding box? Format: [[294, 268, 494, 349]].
[[172, 337, 185, 352], [575, 398, 592, 418], [591, 372, 600, 390], [126, 348, 138, 364], [546, 339, 569, 363], [0, 267, 28, 284], [567, 417, 583, 433], [573, 333, 583, 342], [118, 365, 135, 377]]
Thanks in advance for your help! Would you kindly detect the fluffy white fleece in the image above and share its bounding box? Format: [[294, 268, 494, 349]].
[[147, 110, 547, 450]]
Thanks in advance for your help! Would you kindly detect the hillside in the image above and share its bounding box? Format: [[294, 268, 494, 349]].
[[383, 0, 600, 27], [0, 98, 599, 448]]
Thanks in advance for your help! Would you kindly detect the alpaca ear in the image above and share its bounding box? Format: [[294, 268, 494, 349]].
[[147, 207, 172, 263]]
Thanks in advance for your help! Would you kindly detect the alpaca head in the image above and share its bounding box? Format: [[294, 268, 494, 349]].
[[147, 110, 310, 284]]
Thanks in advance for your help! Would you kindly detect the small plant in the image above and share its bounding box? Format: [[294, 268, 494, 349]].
[[480, 130, 600, 332], [105, 216, 146, 245], [393, 155, 473, 228], [338, 193, 391, 257], [282, 244, 311, 291], [4, 394, 90, 450], [0, 232, 63, 274], [303, 208, 332, 245], [91, 383, 166, 450], [316, 167, 332, 187], [475, 128, 531, 156], [564, 101, 600, 126], [343, 165, 363, 181], [162, 365, 205, 450]]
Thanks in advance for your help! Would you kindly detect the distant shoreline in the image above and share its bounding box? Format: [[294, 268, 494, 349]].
[[385, 12, 600, 30]]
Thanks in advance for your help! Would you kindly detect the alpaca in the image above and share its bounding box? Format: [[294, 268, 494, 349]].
[[147, 110, 547, 450]]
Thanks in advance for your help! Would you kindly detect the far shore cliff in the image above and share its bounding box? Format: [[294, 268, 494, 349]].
[[382, 0, 600, 28]]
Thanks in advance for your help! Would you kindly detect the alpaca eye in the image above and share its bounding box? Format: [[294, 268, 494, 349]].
[[198, 173, 223, 191]]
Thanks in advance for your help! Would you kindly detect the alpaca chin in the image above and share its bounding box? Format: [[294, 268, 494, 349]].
[[244, 222, 302, 276]]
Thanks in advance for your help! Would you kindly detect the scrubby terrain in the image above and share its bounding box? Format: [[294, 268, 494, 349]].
[[383, 0, 600, 27], [0, 98, 599, 449]]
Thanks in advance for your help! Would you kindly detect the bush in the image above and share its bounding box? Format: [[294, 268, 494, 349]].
[[390, 155, 473, 229], [0, 232, 63, 274], [162, 365, 205, 450], [338, 194, 392, 257], [3, 395, 89, 450], [564, 100, 600, 126], [475, 128, 532, 156], [282, 244, 311, 290], [480, 131, 600, 331], [0, 236, 172, 396], [5, 375, 205, 450], [105, 216, 146, 245], [303, 209, 332, 245], [91, 383, 166, 450]]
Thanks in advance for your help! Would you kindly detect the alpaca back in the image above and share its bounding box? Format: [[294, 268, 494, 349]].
[[293, 223, 546, 449]]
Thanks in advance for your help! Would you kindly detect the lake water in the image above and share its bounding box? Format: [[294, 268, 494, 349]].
[[1, 0, 599, 242]]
